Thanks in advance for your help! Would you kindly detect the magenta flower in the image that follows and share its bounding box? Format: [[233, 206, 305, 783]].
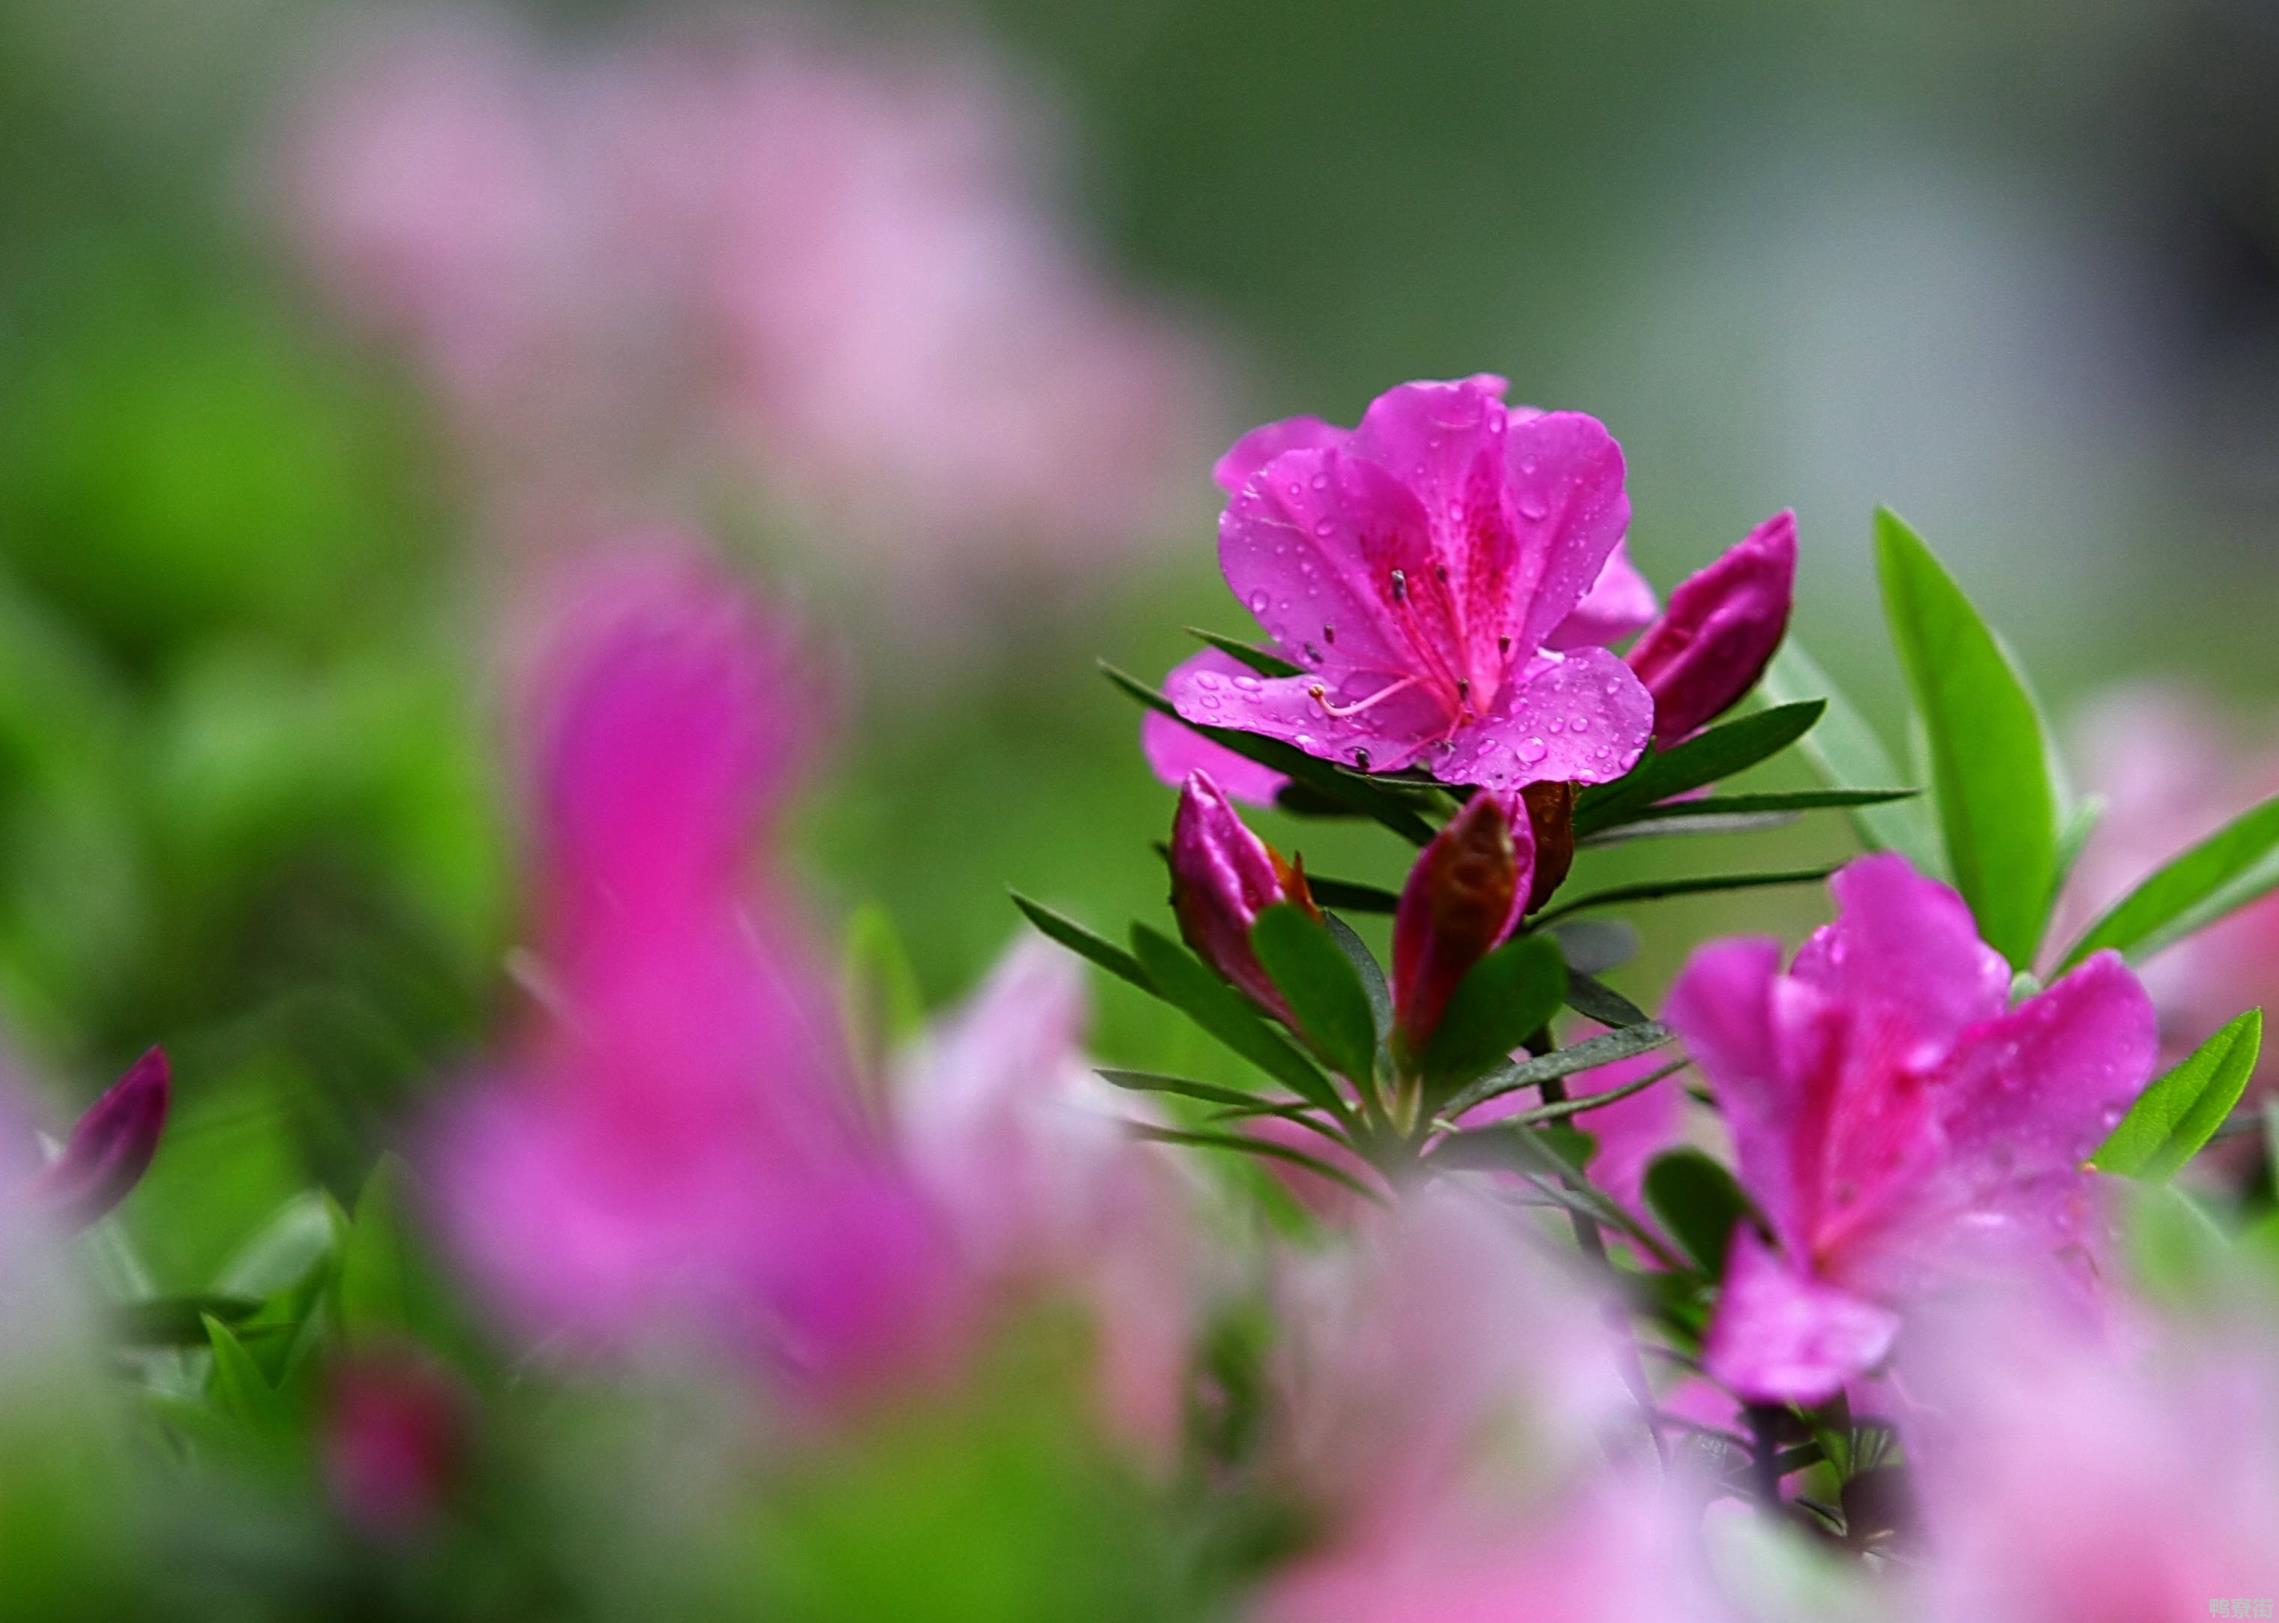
[[436, 548, 959, 1391], [1668, 854, 2157, 1403], [1391, 792, 1532, 1049], [23, 1048, 169, 1232], [1168, 769, 1317, 1019], [322, 1347, 468, 1541], [1626, 509, 1797, 745], [1166, 376, 1654, 792], [1141, 651, 1291, 807]]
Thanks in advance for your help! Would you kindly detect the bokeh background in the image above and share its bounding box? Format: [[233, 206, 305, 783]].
[[4, 0, 2276, 1293]]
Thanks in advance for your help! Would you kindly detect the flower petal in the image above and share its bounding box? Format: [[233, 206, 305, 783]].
[[1217, 446, 1435, 678], [1141, 652, 1288, 803], [1429, 647, 1652, 791], [26, 1048, 170, 1231], [1546, 539, 1658, 652], [1212, 415, 1346, 494], [1703, 1228, 1900, 1405], [1790, 854, 2010, 1062], [1931, 950, 2157, 1204], [1168, 662, 1447, 775], [1667, 938, 1810, 1255], [1627, 509, 1796, 743], [1504, 411, 1631, 654]]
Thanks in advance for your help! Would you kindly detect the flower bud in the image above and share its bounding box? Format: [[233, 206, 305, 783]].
[[1393, 792, 1534, 1048], [26, 1048, 169, 1231], [1626, 510, 1796, 745], [1518, 781, 1576, 914], [323, 1347, 468, 1540], [1170, 770, 1316, 1016]]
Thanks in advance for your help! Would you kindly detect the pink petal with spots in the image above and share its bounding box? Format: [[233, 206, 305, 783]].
[[1430, 647, 1652, 791], [1546, 539, 1658, 652], [1791, 853, 2009, 1061], [1217, 446, 1434, 679], [1142, 651, 1288, 802], [1503, 411, 1632, 654], [1703, 1227, 1900, 1405], [1212, 415, 1347, 494], [1168, 663, 1450, 775]]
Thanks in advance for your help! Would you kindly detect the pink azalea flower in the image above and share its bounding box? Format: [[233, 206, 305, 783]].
[[434, 548, 960, 1392], [1668, 853, 2158, 1404], [1905, 1293, 2279, 1623], [1141, 651, 1291, 806], [322, 1346, 469, 1541], [1167, 376, 1655, 791], [1264, 1191, 1727, 1622], [894, 939, 1197, 1456]]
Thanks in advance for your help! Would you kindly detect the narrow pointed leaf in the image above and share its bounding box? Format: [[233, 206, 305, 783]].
[[1419, 934, 1568, 1103], [1758, 642, 1945, 871], [1533, 866, 1835, 925], [1565, 971, 1652, 1030], [1321, 912, 1393, 1042], [1443, 1058, 1685, 1132], [1185, 628, 1303, 678], [1578, 810, 1802, 845], [1573, 701, 1826, 835], [1102, 664, 1435, 843], [1011, 892, 1154, 994], [2059, 793, 2279, 971], [1095, 1069, 1326, 1130], [1616, 788, 1917, 822], [2092, 1009, 2263, 1182], [203, 1315, 281, 1428], [1440, 1019, 1673, 1118], [1303, 875, 1400, 914], [1129, 926, 1350, 1122], [115, 1295, 262, 1348], [1643, 1149, 1755, 1277], [1874, 509, 2058, 966], [1124, 1122, 1383, 1203]]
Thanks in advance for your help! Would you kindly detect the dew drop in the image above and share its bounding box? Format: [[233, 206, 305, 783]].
[[1194, 671, 1222, 690], [1516, 737, 1549, 764], [1233, 674, 1262, 692], [1313, 519, 1334, 538], [1246, 588, 1271, 615], [1517, 494, 1549, 521], [1572, 716, 1589, 734]]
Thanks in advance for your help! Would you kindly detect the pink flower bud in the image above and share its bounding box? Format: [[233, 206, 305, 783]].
[[1169, 770, 1315, 1016], [323, 1348, 468, 1540], [1392, 793, 1533, 1048], [1625, 510, 1796, 745], [26, 1048, 169, 1231]]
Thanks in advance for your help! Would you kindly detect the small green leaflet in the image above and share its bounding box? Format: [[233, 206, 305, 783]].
[[2092, 1009, 2262, 1182]]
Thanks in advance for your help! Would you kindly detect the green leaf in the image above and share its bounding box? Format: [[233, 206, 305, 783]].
[[113, 1295, 262, 1348], [2091, 1009, 2262, 1181], [202, 1315, 281, 1429], [1577, 810, 1801, 846], [1123, 1123, 1381, 1204], [1128, 926, 1350, 1122], [1565, 971, 1652, 1029], [1095, 1069, 1328, 1129], [2053, 793, 2105, 901], [1532, 866, 1835, 926], [336, 1153, 446, 1343], [1439, 1019, 1673, 1118], [2058, 793, 2279, 971], [1184, 628, 1303, 678], [1321, 912, 1393, 1042], [1613, 788, 1917, 823], [1101, 663, 1436, 844], [1443, 1057, 1683, 1131], [1251, 905, 1379, 1084], [1758, 642, 1944, 871], [1419, 935, 1568, 1102], [1011, 892, 1154, 994], [213, 1191, 340, 1299], [1643, 1149, 1754, 1277], [1302, 874, 1400, 914], [1573, 701, 1826, 836], [1874, 508, 2059, 966], [1436, 1128, 1683, 1268]]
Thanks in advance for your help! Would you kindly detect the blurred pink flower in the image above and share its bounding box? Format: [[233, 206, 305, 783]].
[[2055, 683, 2279, 1092], [894, 939, 1197, 1455], [1264, 1190, 1725, 1621], [322, 1346, 469, 1541], [1669, 854, 2157, 1403], [1168, 376, 1654, 791], [1905, 1293, 2279, 1623], [280, 18, 1217, 612], [435, 547, 960, 1393]]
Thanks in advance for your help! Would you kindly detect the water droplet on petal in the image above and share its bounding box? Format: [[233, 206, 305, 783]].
[[1517, 494, 1549, 521], [1247, 589, 1271, 615], [1516, 737, 1548, 764], [1233, 675, 1262, 693]]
